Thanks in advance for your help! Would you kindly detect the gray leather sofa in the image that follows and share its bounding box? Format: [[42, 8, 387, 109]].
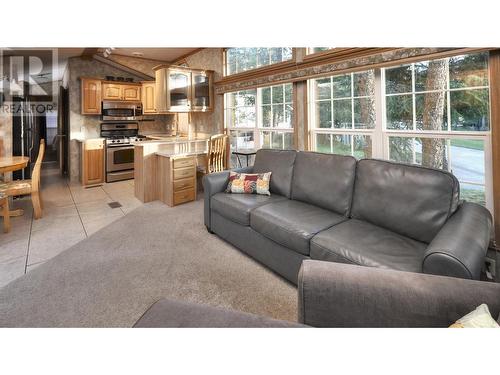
[[203, 149, 492, 283], [134, 261, 500, 327]]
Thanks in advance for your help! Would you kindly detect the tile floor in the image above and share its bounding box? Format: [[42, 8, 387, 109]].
[[0, 164, 143, 287]]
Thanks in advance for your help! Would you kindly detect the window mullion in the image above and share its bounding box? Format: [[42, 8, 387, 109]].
[[330, 77, 334, 130], [374, 68, 385, 159], [351, 73, 355, 130], [412, 63, 416, 131]]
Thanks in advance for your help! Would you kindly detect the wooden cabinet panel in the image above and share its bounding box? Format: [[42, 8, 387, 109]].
[[141, 82, 156, 113], [157, 155, 197, 206], [85, 149, 104, 184], [80, 139, 104, 186], [173, 167, 195, 180], [102, 83, 123, 100], [173, 157, 195, 169], [81, 78, 102, 114], [173, 188, 195, 205], [173, 177, 195, 192], [122, 85, 141, 101]]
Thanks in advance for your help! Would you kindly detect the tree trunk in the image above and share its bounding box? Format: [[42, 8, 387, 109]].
[[356, 71, 376, 158], [421, 60, 448, 169]]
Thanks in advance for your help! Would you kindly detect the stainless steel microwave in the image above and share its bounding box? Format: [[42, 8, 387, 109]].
[[102, 101, 143, 121]]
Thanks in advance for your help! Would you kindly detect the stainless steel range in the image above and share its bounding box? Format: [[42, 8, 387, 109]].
[[100, 123, 147, 182]]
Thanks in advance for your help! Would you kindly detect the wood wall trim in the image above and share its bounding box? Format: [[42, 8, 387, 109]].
[[215, 47, 489, 94], [490, 50, 500, 245], [302, 47, 394, 64]]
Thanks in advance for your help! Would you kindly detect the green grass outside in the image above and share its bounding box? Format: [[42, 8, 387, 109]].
[[316, 145, 332, 154], [450, 139, 484, 151], [460, 188, 486, 206]]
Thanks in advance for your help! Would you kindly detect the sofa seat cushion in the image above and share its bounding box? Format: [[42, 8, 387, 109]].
[[251, 200, 346, 256], [211, 192, 287, 226], [310, 219, 427, 273]]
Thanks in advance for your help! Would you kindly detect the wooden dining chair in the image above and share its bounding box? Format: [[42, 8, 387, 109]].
[[0, 193, 10, 233], [204, 134, 228, 174], [0, 139, 45, 219]]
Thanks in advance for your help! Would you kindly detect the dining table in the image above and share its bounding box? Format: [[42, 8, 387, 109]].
[[0, 156, 30, 217]]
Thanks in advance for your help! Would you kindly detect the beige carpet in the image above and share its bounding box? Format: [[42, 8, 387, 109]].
[[0, 199, 297, 327]]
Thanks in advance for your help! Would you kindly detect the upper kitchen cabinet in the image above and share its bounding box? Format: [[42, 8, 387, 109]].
[[122, 84, 141, 101], [81, 78, 102, 114], [154, 65, 214, 113], [191, 70, 214, 112], [102, 82, 141, 101], [141, 81, 157, 114]]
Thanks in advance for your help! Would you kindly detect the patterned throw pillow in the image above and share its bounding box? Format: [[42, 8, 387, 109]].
[[449, 304, 500, 328], [226, 172, 272, 195]]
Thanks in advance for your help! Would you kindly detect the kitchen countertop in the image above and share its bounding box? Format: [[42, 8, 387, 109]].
[[132, 138, 209, 146], [74, 138, 105, 143], [156, 150, 208, 158]]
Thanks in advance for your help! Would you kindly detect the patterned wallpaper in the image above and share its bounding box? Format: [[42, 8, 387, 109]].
[[184, 48, 224, 139], [105, 54, 165, 78], [214, 48, 459, 93]]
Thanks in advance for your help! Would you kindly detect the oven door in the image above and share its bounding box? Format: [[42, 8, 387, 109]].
[[106, 145, 135, 172]]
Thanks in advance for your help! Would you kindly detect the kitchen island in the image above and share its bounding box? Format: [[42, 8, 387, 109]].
[[134, 138, 209, 205]]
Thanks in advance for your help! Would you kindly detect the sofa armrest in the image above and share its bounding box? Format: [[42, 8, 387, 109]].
[[134, 298, 304, 327], [297, 260, 500, 327], [202, 166, 253, 230], [423, 202, 492, 280]]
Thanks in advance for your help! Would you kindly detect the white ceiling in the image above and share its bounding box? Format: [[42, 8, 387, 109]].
[[1, 48, 200, 83], [110, 48, 199, 62]]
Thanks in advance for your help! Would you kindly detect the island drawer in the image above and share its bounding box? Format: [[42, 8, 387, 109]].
[[173, 188, 195, 205], [173, 167, 195, 180], [173, 177, 195, 192], [173, 157, 195, 169]]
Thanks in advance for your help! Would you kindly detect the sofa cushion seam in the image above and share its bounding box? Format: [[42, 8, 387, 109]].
[[310, 239, 362, 266]]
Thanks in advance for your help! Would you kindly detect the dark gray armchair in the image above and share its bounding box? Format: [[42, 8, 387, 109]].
[[135, 261, 500, 328]]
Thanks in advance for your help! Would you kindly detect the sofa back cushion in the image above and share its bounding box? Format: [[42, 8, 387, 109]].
[[253, 149, 297, 198], [351, 159, 460, 243], [291, 152, 357, 216]]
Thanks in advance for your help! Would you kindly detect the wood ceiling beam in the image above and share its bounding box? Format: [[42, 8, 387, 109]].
[[81, 48, 100, 60]]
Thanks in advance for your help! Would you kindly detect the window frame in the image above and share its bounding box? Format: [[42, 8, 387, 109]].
[[224, 83, 295, 155], [308, 54, 493, 212], [222, 48, 295, 77]]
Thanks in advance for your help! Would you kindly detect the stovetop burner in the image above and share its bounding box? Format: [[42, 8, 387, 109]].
[[104, 134, 148, 145]]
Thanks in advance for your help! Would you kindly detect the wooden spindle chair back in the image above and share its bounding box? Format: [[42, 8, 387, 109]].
[[31, 139, 45, 195], [207, 134, 228, 174]]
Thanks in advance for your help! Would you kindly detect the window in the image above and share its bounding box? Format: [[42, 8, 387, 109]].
[[225, 83, 294, 166], [384, 53, 490, 206], [309, 52, 492, 208], [308, 47, 335, 54], [384, 53, 489, 132], [310, 70, 376, 159], [225, 48, 293, 76]]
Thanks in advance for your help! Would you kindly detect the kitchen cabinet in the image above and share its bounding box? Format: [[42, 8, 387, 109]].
[[141, 81, 157, 114], [80, 139, 105, 186], [81, 78, 102, 114], [122, 84, 141, 101], [191, 70, 214, 112], [157, 155, 196, 206], [102, 82, 141, 101], [154, 65, 214, 113]]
